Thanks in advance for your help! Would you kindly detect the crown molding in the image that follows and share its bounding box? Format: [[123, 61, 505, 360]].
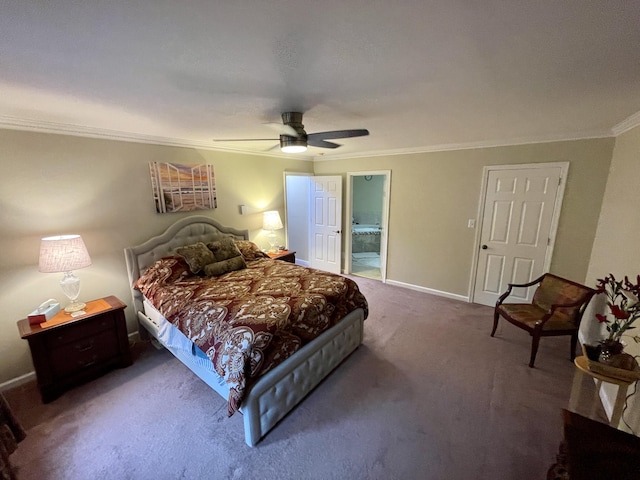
[[0, 114, 212, 149], [611, 110, 640, 136], [313, 130, 613, 161], [0, 115, 314, 161], [0, 114, 623, 162]]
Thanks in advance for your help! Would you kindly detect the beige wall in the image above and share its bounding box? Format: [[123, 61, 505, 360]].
[[0, 129, 312, 384], [315, 138, 614, 296], [585, 125, 640, 432]]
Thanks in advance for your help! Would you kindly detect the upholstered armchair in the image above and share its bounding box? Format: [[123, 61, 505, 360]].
[[491, 273, 596, 368]]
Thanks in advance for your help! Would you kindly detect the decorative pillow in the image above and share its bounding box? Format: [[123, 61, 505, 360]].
[[203, 256, 247, 277], [175, 242, 216, 274], [207, 237, 242, 261], [134, 256, 191, 293], [234, 240, 269, 261]]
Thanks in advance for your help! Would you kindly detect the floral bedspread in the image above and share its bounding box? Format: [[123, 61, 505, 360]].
[[135, 256, 368, 415]]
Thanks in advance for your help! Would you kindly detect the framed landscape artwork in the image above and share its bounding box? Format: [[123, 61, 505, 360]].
[[149, 162, 217, 213]]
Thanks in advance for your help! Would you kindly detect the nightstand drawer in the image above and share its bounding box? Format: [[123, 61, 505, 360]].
[[50, 330, 119, 378], [45, 314, 115, 349]]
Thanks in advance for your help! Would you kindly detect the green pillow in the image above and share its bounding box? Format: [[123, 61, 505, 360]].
[[203, 256, 247, 276], [175, 242, 215, 274], [207, 237, 242, 261]]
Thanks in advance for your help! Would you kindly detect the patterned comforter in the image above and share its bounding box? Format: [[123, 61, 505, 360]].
[[135, 256, 368, 415]]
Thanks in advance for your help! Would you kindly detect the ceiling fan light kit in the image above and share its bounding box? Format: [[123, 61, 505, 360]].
[[280, 136, 307, 153]]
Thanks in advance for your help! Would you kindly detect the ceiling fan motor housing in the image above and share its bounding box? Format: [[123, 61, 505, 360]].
[[280, 112, 308, 150], [281, 112, 304, 130]]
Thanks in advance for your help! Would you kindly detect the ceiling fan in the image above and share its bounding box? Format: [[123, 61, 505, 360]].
[[214, 112, 369, 153]]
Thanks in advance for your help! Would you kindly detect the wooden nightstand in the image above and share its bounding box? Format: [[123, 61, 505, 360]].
[[267, 250, 296, 263], [17, 295, 132, 403]]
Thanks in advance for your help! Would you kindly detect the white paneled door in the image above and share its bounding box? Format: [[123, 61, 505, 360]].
[[310, 176, 342, 274], [472, 165, 565, 306]]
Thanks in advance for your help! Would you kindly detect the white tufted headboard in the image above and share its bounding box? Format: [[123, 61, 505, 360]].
[[124, 215, 249, 315]]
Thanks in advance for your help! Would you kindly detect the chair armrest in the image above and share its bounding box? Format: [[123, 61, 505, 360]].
[[495, 274, 546, 307], [507, 274, 546, 289], [496, 287, 514, 307]]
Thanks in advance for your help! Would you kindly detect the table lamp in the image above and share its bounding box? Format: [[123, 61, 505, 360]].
[[38, 234, 92, 314], [262, 211, 283, 253]]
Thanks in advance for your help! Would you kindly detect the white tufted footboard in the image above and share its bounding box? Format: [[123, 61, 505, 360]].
[[136, 305, 364, 446], [240, 307, 365, 446]]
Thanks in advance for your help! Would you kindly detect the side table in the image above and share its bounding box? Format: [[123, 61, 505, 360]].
[[267, 250, 296, 263], [568, 355, 636, 429], [17, 295, 132, 403]]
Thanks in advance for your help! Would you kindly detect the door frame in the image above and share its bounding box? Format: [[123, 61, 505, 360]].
[[345, 170, 391, 281], [468, 162, 569, 303]]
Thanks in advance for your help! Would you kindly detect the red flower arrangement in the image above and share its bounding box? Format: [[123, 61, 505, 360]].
[[595, 273, 640, 345]]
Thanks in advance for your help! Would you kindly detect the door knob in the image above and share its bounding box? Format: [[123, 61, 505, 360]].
[[333, 230, 341, 234], [482, 245, 488, 250]]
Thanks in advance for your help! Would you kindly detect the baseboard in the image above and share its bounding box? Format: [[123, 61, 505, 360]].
[[1, 331, 141, 392], [385, 279, 469, 302], [0, 372, 36, 391]]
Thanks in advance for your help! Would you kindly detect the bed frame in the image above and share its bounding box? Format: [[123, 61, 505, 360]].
[[124, 215, 365, 446]]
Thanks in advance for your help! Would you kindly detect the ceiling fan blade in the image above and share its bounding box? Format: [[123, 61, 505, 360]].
[[307, 138, 341, 149], [213, 138, 278, 142], [307, 129, 369, 141], [265, 143, 282, 152], [264, 123, 299, 137]]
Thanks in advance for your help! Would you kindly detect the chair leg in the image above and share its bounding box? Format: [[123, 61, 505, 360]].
[[491, 310, 499, 337], [529, 333, 541, 368], [570, 333, 578, 361]]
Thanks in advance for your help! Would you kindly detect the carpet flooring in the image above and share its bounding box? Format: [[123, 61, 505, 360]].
[[5, 276, 599, 480]]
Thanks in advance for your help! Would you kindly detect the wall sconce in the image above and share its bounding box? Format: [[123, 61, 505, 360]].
[[38, 235, 92, 315], [262, 211, 283, 253]]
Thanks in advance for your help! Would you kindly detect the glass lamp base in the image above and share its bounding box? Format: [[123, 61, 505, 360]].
[[60, 271, 85, 315], [64, 301, 87, 313], [267, 231, 278, 253]]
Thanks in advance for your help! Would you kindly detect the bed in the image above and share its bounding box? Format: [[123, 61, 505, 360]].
[[124, 215, 368, 446]]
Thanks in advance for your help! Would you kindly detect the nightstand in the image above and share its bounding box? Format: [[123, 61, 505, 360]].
[[267, 250, 296, 263], [17, 295, 132, 403]]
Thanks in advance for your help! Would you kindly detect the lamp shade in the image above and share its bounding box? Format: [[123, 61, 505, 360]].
[[262, 211, 283, 231], [38, 235, 92, 273]]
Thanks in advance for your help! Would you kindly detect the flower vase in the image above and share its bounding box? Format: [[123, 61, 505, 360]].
[[583, 343, 602, 361], [598, 339, 624, 365]]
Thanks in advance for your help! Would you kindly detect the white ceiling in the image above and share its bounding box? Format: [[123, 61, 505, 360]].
[[2, 1, 639, 160]]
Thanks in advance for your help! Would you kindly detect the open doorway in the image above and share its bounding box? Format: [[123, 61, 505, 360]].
[[284, 172, 312, 267], [346, 171, 391, 281]]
